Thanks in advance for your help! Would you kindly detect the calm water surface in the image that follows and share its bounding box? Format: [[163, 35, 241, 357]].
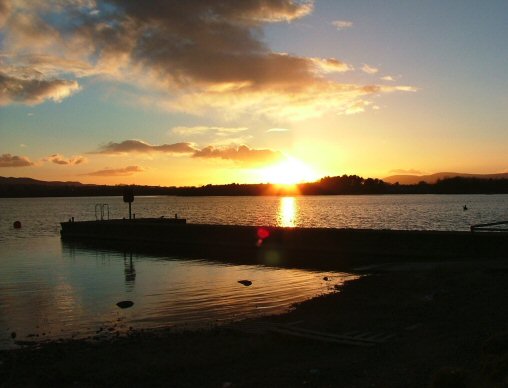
[[1, 195, 507, 348], [1, 194, 508, 241]]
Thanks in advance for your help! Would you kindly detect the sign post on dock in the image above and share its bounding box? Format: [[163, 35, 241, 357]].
[[123, 187, 134, 220]]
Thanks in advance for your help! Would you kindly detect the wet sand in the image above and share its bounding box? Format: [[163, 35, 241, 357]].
[[2, 260, 508, 387]]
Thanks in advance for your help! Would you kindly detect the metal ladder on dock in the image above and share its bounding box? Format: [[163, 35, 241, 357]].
[[95, 203, 110, 221]]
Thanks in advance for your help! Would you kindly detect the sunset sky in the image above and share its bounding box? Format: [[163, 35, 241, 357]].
[[1, 0, 507, 186]]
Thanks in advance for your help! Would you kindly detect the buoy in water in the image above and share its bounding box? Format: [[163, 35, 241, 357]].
[[13, 221, 21, 229]]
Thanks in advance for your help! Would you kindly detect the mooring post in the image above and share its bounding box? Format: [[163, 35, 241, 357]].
[[123, 187, 134, 220]]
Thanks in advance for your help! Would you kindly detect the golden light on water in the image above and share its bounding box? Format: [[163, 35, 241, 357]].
[[279, 197, 297, 227]]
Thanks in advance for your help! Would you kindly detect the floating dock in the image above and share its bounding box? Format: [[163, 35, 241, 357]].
[[60, 218, 508, 270]]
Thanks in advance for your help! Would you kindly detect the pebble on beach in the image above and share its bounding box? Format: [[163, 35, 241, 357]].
[[238, 280, 252, 286]]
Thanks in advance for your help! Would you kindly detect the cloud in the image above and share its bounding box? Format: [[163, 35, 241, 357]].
[[381, 75, 395, 81], [266, 128, 289, 132], [389, 169, 423, 175], [0, 0, 11, 29], [362, 64, 379, 75], [13, 54, 95, 78], [332, 20, 353, 30], [310, 58, 352, 73], [0, 0, 414, 117], [45, 154, 87, 165], [0, 70, 80, 105], [165, 83, 416, 120], [193, 145, 283, 166], [344, 100, 371, 115], [93, 140, 198, 155], [171, 126, 252, 146], [92, 138, 283, 167], [81, 165, 145, 177], [171, 126, 248, 137], [0, 153, 34, 167]]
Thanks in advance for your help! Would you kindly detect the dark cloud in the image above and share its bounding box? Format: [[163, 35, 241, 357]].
[[0, 153, 34, 167], [93, 140, 198, 155], [45, 154, 87, 165], [193, 145, 283, 165], [81, 165, 144, 176], [0, 0, 414, 115], [0, 71, 80, 105], [78, 0, 321, 91], [92, 139, 283, 166]]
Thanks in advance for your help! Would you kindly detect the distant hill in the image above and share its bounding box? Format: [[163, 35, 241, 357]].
[[383, 172, 508, 185], [0, 176, 184, 198], [2, 174, 508, 197], [0, 176, 85, 186]]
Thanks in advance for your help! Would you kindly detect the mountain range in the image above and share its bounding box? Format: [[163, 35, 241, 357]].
[[3, 173, 508, 188], [0, 176, 85, 186], [382, 172, 508, 185]]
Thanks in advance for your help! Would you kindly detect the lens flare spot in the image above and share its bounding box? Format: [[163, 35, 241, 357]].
[[263, 250, 282, 266], [257, 227, 270, 240]]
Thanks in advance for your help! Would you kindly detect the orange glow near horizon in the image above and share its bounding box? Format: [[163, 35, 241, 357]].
[[256, 156, 319, 185]]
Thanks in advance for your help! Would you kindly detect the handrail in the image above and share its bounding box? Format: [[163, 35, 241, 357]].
[[471, 220, 508, 232], [95, 203, 110, 221]]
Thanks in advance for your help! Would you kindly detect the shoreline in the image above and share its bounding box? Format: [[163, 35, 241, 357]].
[[2, 260, 508, 387]]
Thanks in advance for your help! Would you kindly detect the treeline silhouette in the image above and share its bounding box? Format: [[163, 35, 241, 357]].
[[1, 175, 508, 198]]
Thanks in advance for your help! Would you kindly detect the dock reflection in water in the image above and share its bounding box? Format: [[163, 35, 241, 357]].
[[123, 252, 136, 291], [0, 237, 356, 349]]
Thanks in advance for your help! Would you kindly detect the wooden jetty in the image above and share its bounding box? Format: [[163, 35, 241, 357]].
[[60, 218, 508, 270]]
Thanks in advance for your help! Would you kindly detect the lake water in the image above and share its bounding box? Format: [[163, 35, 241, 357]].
[[1, 194, 507, 348]]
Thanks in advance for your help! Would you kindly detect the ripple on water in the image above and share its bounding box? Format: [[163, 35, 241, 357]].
[[0, 237, 357, 349]]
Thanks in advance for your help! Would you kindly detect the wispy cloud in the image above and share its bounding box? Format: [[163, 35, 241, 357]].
[[171, 126, 248, 137], [0, 153, 34, 167], [81, 165, 145, 177], [0, 1, 414, 117], [92, 140, 198, 155], [381, 75, 395, 81], [164, 83, 416, 121], [344, 100, 371, 115], [45, 154, 87, 165], [92, 138, 284, 167], [0, 69, 80, 105], [193, 145, 283, 166], [332, 20, 353, 30], [170, 126, 252, 147], [266, 128, 289, 133], [362, 64, 379, 75], [310, 57, 352, 73]]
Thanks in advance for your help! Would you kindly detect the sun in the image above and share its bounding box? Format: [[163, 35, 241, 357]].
[[257, 156, 319, 185]]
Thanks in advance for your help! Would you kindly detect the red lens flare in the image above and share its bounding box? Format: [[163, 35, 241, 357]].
[[257, 227, 270, 240]]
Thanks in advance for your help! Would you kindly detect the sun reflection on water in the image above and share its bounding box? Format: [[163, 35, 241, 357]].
[[279, 197, 297, 227]]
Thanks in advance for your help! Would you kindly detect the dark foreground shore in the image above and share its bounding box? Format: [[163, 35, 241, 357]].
[[2, 261, 508, 388]]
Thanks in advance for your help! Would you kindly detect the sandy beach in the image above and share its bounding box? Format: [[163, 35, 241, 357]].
[[2, 259, 508, 387]]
